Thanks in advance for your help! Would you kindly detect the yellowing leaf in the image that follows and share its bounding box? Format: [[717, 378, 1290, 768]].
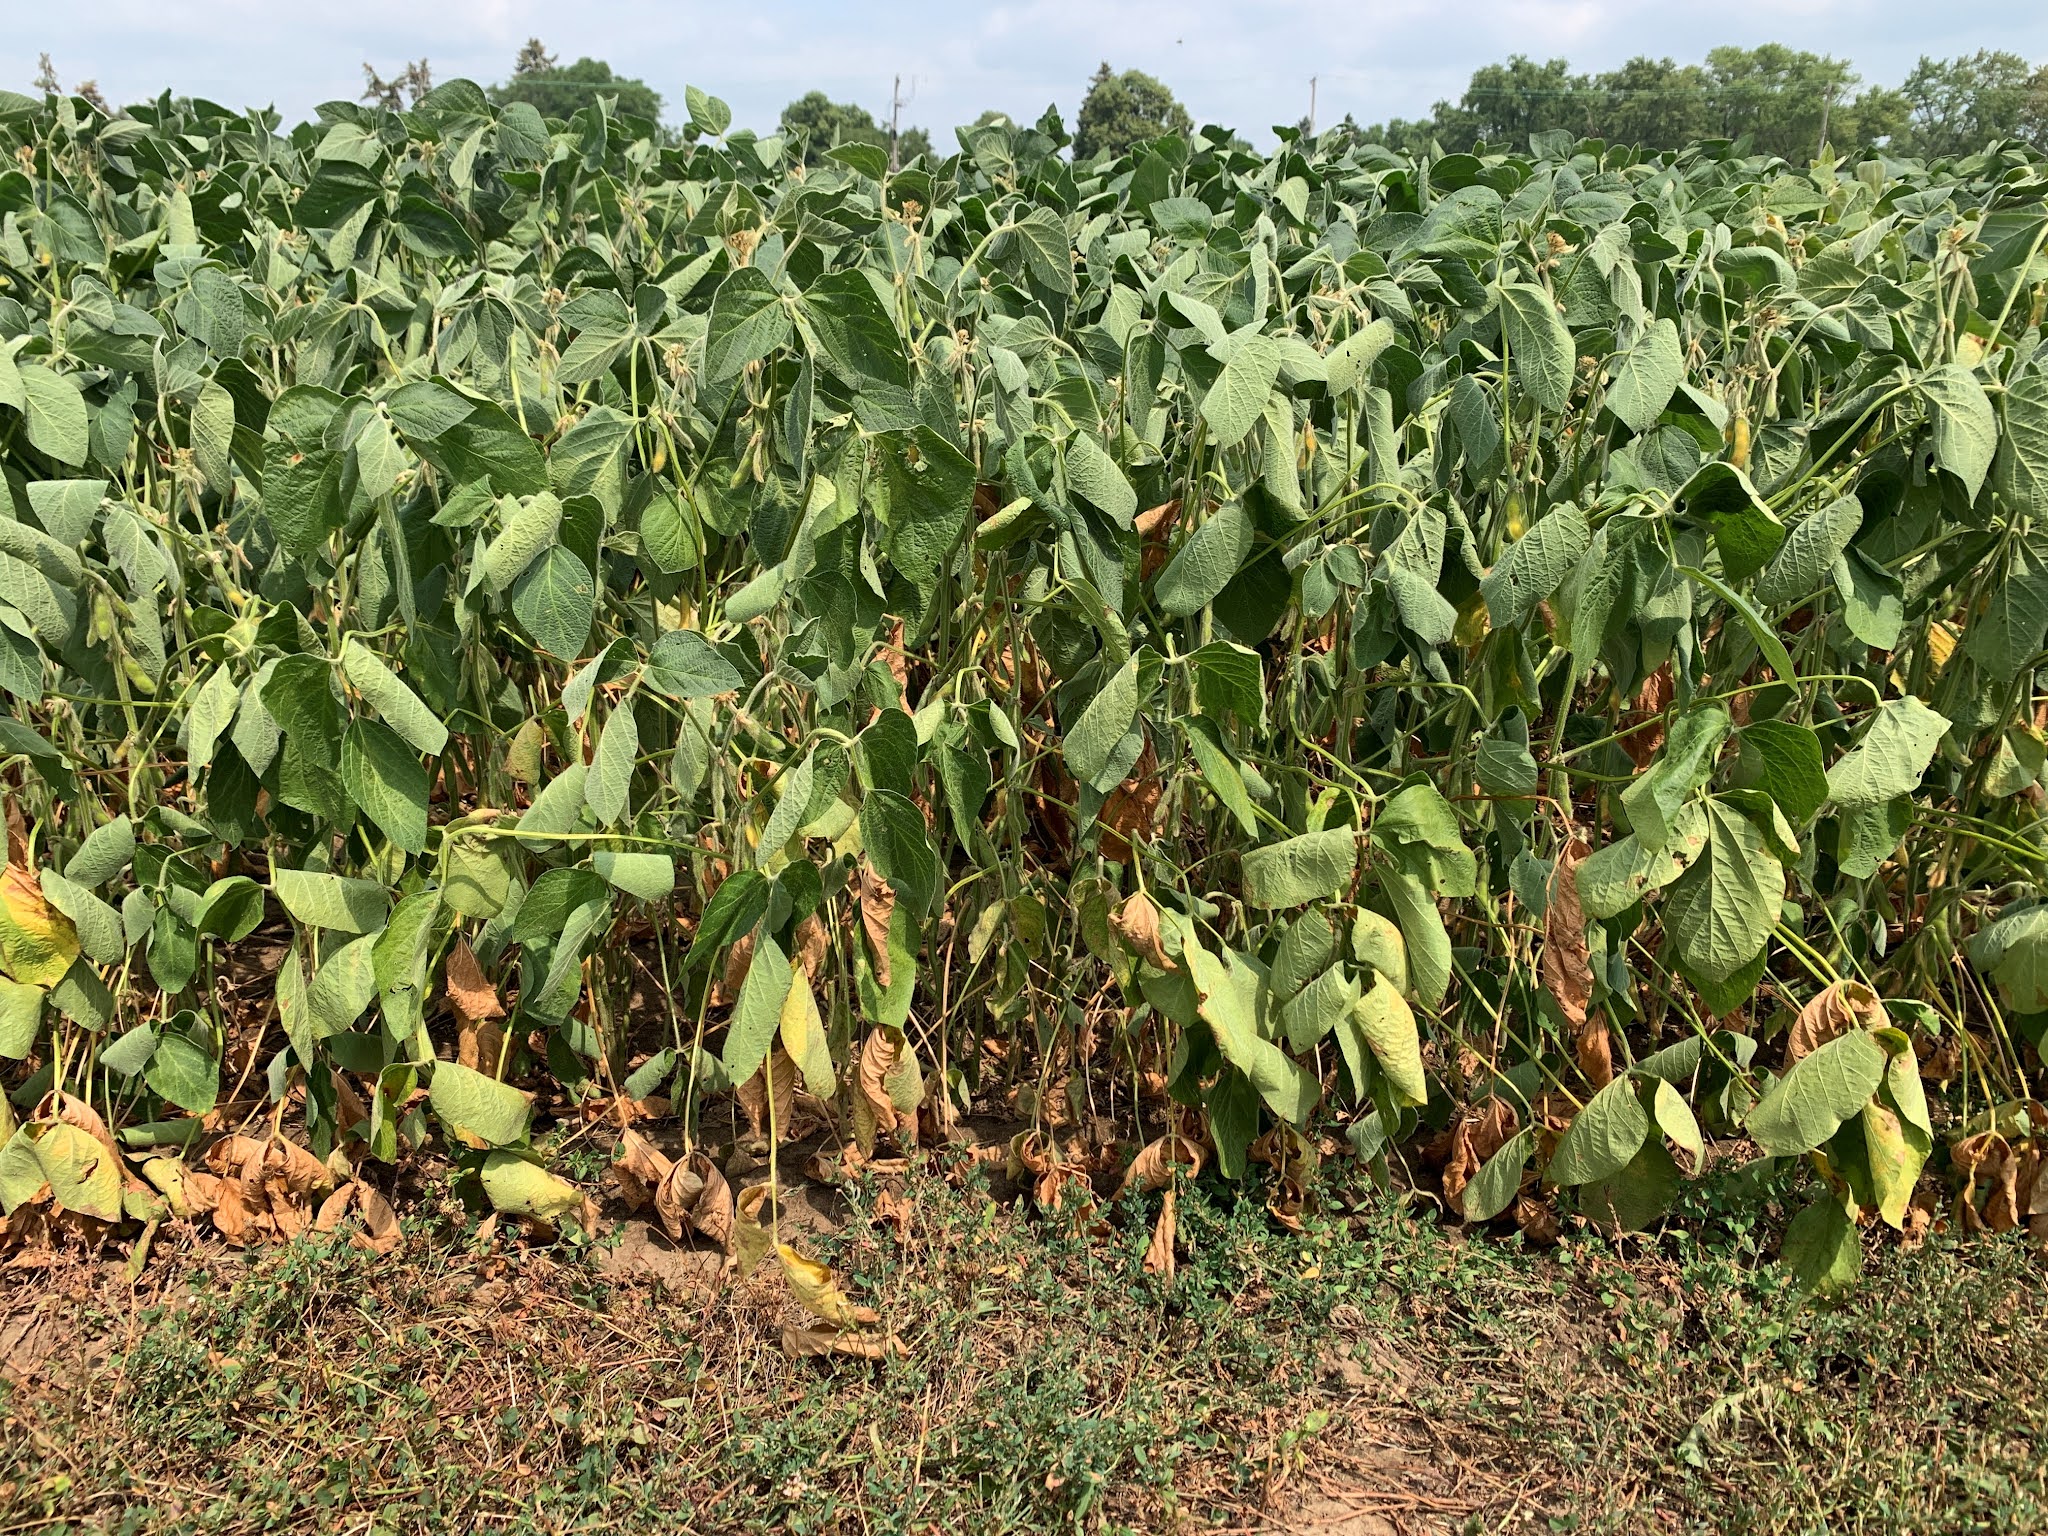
[[778, 964, 834, 1098], [0, 865, 80, 988], [32, 1120, 121, 1222], [777, 1242, 873, 1328], [479, 1151, 584, 1223]]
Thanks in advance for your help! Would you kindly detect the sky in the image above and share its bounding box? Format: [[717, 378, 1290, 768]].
[[6, 0, 2047, 145]]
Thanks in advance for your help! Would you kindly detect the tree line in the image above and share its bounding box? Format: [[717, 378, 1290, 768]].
[[1350, 45, 2048, 162], [30, 40, 2048, 165]]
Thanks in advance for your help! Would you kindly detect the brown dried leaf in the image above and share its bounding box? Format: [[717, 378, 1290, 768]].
[[1135, 499, 1181, 540], [1118, 1132, 1203, 1196], [1513, 1196, 1561, 1246], [872, 1186, 913, 1244], [687, 1153, 735, 1252], [1621, 665, 1673, 771], [1110, 891, 1176, 972], [612, 1128, 673, 1212], [446, 939, 506, 1076], [736, 1051, 798, 1142], [793, 913, 829, 981], [1542, 835, 1594, 1032], [1100, 738, 1162, 862], [352, 1183, 401, 1256], [1787, 979, 1885, 1064], [852, 1029, 904, 1152], [857, 864, 895, 989], [781, 1321, 905, 1360], [313, 1184, 355, 1233], [722, 931, 757, 1001], [1142, 1186, 1177, 1280]]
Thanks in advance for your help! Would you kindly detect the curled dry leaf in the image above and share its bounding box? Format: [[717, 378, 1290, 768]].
[[1542, 836, 1608, 1086], [721, 931, 757, 1003], [192, 1133, 337, 1246], [733, 1181, 776, 1277], [1110, 890, 1176, 972], [1142, 1186, 1177, 1280], [857, 864, 895, 989], [872, 1186, 913, 1244], [1118, 1132, 1204, 1196], [736, 1050, 798, 1143], [782, 1321, 905, 1360], [1008, 1129, 1095, 1219], [793, 912, 829, 981], [685, 1153, 735, 1251], [1513, 1195, 1561, 1246], [613, 1128, 734, 1249], [1441, 1098, 1518, 1214], [446, 939, 506, 1077], [355, 1183, 401, 1255], [612, 1127, 670, 1212], [1787, 979, 1886, 1064], [1100, 738, 1162, 862], [1621, 665, 1673, 771], [851, 1028, 918, 1155], [1952, 1133, 2023, 1233]]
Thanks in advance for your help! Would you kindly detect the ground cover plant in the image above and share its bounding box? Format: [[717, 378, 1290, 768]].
[[0, 74, 2041, 1339], [3, 1161, 2044, 1534]]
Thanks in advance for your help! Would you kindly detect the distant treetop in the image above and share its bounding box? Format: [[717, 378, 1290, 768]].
[[1073, 64, 1192, 160], [490, 45, 663, 126]]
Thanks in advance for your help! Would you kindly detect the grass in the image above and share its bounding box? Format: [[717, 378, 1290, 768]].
[[0, 1153, 2042, 1535]]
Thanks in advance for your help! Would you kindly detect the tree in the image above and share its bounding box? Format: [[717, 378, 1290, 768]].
[[1072, 64, 1191, 160], [513, 38, 557, 78], [1704, 45, 1858, 159], [490, 53, 663, 126], [1454, 56, 1590, 149], [1587, 57, 1713, 149], [1898, 51, 2048, 156], [362, 60, 433, 112], [31, 54, 59, 96], [778, 92, 931, 168]]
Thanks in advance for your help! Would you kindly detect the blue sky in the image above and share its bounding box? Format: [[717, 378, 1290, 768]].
[[8, 1, 2046, 143]]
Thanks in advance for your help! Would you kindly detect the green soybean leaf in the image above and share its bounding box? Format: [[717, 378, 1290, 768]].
[[1241, 828, 1356, 909], [1154, 503, 1252, 616], [723, 931, 791, 1084], [1745, 1029, 1887, 1156], [1460, 1127, 1536, 1221], [430, 1061, 532, 1148], [585, 705, 639, 827], [1605, 317, 1682, 434], [342, 718, 429, 853], [1496, 283, 1573, 413], [511, 546, 594, 660], [1063, 654, 1140, 789], [1825, 697, 1949, 807], [271, 868, 390, 934], [342, 639, 448, 756], [1547, 1075, 1650, 1187], [1921, 363, 1997, 500]]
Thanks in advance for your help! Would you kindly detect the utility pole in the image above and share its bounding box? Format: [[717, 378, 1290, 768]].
[[1308, 75, 1317, 136], [888, 74, 904, 172]]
